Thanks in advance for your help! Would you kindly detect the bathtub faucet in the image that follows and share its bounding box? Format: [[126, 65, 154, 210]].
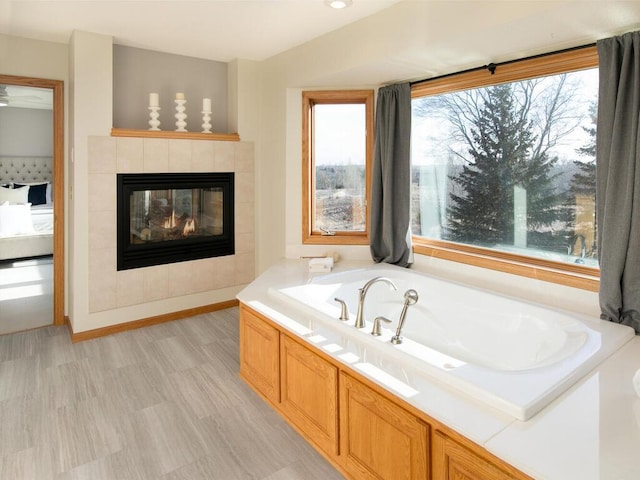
[[391, 289, 419, 345], [354, 277, 398, 329]]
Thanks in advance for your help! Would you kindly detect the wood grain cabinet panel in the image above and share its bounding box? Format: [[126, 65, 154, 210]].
[[432, 431, 530, 480], [280, 334, 339, 456], [239, 305, 280, 405], [339, 373, 429, 480]]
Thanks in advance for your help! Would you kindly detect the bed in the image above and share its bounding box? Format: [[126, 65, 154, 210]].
[[0, 156, 54, 261]]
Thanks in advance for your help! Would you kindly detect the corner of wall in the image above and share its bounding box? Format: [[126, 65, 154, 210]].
[[68, 30, 114, 331]]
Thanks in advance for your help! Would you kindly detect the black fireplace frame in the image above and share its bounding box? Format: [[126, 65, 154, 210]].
[[117, 172, 234, 271]]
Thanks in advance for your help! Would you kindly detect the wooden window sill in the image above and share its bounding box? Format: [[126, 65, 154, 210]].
[[413, 239, 600, 292]]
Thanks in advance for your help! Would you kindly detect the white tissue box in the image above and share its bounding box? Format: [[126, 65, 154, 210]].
[[308, 257, 334, 272]]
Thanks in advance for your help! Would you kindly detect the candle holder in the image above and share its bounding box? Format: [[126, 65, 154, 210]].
[[148, 106, 161, 131], [201, 111, 212, 133], [175, 99, 187, 132]]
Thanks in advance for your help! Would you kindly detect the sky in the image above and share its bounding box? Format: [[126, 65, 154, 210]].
[[314, 103, 366, 167]]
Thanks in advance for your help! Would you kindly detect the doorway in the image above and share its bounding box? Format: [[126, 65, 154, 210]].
[[0, 74, 64, 332]]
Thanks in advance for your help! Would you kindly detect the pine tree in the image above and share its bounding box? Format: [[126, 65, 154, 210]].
[[447, 83, 560, 247], [570, 102, 596, 197], [566, 102, 597, 257]]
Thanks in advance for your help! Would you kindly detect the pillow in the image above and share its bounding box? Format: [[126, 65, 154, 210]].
[[13, 182, 48, 206], [0, 185, 29, 204], [0, 203, 34, 236]]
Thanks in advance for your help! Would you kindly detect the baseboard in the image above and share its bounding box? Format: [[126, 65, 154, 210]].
[[67, 299, 239, 343]]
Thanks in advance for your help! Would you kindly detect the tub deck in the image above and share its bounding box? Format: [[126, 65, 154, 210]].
[[252, 261, 633, 420]]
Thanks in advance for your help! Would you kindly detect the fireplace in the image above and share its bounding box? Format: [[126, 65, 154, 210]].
[[117, 173, 234, 270]]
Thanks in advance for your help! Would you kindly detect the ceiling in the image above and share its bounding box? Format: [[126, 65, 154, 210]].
[[0, 0, 401, 62], [2, 1, 640, 108]]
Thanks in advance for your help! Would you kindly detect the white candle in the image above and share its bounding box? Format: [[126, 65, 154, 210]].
[[176, 92, 185, 100], [202, 98, 211, 113], [149, 92, 159, 107]]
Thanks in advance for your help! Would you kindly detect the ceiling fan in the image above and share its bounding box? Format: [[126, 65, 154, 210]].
[[0, 86, 7, 106], [0, 85, 49, 107]]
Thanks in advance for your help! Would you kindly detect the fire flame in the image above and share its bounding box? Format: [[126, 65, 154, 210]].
[[183, 218, 196, 235], [163, 211, 178, 229]]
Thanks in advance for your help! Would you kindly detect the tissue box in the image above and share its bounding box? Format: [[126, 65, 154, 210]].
[[308, 257, 334, 272]]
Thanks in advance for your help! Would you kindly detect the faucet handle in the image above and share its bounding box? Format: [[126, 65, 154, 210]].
[[371, 316, 392, 336], [334, 298, 349, 321]]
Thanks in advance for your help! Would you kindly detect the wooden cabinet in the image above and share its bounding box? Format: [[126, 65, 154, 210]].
[[280, 334, 339, 456], [432, 431, 529, 480], [239, 305, 280, 404], [340, 373, 429, 480], [238, 303, 530, 480]]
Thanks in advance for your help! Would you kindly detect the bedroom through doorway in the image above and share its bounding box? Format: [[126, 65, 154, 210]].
[[0, 75, 64, 335]]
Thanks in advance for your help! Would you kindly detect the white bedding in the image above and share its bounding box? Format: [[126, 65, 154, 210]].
[[30, 204, 54, 233], [0, 203, 53, 260], [0, 156, 55, 260]]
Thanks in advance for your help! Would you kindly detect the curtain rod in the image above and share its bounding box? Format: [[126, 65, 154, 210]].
[[409, 42, 597, 87]]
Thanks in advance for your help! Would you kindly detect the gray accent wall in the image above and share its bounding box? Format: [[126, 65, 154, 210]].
[[113, 45, 228, 133], [0, 107, 53, 156]]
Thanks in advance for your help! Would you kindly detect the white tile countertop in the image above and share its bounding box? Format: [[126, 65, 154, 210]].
[[237, 259, 640, 480], [486, 336, 640, 480]]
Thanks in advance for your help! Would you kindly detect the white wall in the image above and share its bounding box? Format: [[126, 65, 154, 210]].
[[254, 1, 618, 317], [0, 107, 53, 156], [0, 34, 68, 81]]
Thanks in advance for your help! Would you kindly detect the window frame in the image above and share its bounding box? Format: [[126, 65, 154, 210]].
[[411, 46, 600, 291], [302, 90, 374, 245]]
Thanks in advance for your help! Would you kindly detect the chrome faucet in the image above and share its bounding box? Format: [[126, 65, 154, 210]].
[[391, 289, 419, 344], [334, 297, 349, 321], [371, 316, 392, 336], [354, 277, 397, 329]]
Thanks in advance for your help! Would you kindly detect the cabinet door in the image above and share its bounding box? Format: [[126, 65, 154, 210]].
[[432, 431, 528, 480], [239, 305, 280, 405], [339, 373, 429, 480], [280, 334, 339, 456]]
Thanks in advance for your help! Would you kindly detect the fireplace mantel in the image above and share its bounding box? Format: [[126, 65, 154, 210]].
[[111, 128, 240, 142]]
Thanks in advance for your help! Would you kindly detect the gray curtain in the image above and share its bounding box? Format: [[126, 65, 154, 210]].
[[370, 83, 413, 267], [597, 31, 640, 334]]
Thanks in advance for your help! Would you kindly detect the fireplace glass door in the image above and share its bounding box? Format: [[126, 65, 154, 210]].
[[131, 188, 223, 243], [117, 173, 234, 270]]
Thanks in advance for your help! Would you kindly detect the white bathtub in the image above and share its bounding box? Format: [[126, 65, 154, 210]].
[[268, 263, 634, 420]]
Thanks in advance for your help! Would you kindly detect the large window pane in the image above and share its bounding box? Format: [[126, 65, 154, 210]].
[[411, 68, 598, 267]]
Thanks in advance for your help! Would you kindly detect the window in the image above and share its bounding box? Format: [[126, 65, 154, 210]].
[[302, 90, 374, 244], [411, 47, 599, 290]]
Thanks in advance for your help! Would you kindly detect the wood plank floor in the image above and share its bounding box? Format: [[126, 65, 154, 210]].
[[0, 308, 344, 479]]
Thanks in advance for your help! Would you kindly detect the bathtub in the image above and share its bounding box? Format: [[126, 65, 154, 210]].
[[268, 262, 635, 420]]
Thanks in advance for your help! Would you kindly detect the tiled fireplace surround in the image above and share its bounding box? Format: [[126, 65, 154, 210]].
[[87, 136, 254, 313]]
